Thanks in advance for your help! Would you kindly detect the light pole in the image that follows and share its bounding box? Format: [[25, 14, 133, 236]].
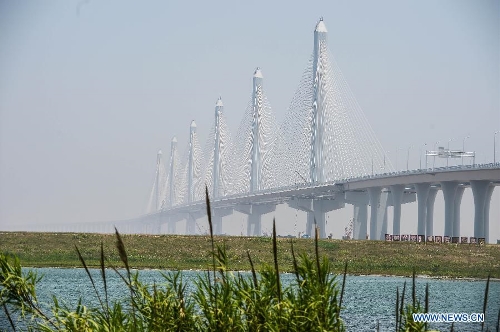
[[433, 141, 439, 170], [495, 131, 499, 164], [462, 135, 469, 166], [406, 145, 412, 171], [396, 147, 402, 172], [447, 138, 453, 167], [420, 143, 427, 170]]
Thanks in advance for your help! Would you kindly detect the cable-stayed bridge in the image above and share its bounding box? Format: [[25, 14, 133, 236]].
[[139, 18, 500, 242], [13, 19, 500, 242]]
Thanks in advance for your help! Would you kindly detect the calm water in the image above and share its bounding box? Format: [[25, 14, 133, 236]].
[[1, 268, 499, 331]]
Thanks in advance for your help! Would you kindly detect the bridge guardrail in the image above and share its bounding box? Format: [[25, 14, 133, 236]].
[[153, 163, 500, 216]]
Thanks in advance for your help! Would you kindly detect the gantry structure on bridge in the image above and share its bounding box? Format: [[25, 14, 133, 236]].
[[138, 19, 500, 242]]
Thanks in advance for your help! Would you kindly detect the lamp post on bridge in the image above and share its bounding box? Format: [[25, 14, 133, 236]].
[[384, 150, 391, 172], [447, 138, 453, 167], [406, 145, 413, 171], [462, 135, 469, 166], [420, 143, 427, 170], [433, 141, 439, 169], [396, 147, 402, 172], [494, 131, 499, 164]]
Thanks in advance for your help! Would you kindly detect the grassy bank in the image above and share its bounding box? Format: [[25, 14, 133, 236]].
[[1, 231, 499, 278]]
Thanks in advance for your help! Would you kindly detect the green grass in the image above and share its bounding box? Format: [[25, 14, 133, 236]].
[[1, 231, 499, 278]]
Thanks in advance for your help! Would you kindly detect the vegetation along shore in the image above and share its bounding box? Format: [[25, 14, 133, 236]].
[[1, 231, 498, 278]]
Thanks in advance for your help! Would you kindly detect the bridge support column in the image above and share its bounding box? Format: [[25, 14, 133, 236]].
[[368, 187, 388, 240], [235, 204, 276, 237], [368, 187, 380, 240], [289, 198, 345, 238], [186, 210, 206, 235], [426, 187, 438, 236], [453, 186, 465, 238], [167, 214, 183, 234], [471, 181, 493, 240], [186, 214, 196, 235], [247, 214, 262, 237], [212, 209, 232, 235], [415, 183, 430, 236], [288, 198, 314, 236], [167, 215, 176, 234], [155, 213, 165, 234], [346, 191, 370, 240], [389, 185, 404, 236], [441, 181, 458, 237], [315, 199, 345, 238], [352, 203, 368, 240], [484, 185, 494, 243]]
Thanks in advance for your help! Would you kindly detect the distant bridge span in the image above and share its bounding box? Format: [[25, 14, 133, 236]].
[[135, 164, 499, 242]]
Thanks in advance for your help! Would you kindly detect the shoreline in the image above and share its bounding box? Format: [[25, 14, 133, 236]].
[[21, 265, 500, 283], [3, 232, 499, 279]]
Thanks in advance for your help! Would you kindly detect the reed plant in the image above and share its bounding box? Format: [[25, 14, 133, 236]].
[[393, 271, 494, 332]]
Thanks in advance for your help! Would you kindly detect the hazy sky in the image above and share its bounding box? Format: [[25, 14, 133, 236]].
[[1, 0, 499, 241]]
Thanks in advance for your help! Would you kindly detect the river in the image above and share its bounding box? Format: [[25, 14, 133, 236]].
[[1, 268, 498, 331]]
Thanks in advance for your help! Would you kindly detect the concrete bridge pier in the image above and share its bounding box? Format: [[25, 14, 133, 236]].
[[288, 198, 344, 238], [389, 185, 404, 236], [212, 208, 232, 235], [313, 199, 345, 238], [353, 204, 368, 239], [288, 198, 315, 237], [166, 214, 182, 234], [367, 187, 389, 240], [484, 185, 494, 242], [186, 214, 196, 235], [186, 210, 206, 235], [386, 186, 416, 236], [453, 185, 466, 238], [345, 191, 369, 240], [426, 187, 439, 236], [154, 212, 165, 234], [441, 181, 459, 237], [471, 180, 494, 240], [235, 204, 276, 236], [415, 183, 430, 236], [167, 215, 175, 234]]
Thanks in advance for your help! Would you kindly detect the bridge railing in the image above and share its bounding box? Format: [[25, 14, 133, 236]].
[[152, 162, 500, 215]]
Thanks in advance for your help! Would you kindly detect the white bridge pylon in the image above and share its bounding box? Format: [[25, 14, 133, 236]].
[[272, 18, 392, 187], [232, 67, 278, 194]]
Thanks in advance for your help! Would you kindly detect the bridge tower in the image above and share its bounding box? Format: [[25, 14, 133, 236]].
[[310, 17, 328, 184], [153, 150, 163, 234], [250, 68, 264, 192], [212, 97, 232, 234], [155, 150, 162, 211], [295, 18, 343, 238], [186, 120, 198, 234], [235, 68, 276, 236], [167, 136, 178, 234], [188, 121, 197, 203], [168, 137, 177, 208], [213, 98, 223, 198]]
